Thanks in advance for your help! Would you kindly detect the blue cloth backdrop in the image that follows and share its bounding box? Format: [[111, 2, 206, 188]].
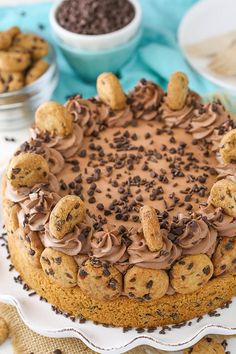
[[0, 0, 217, 102]]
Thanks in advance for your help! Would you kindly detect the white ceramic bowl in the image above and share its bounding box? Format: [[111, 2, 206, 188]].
[[50, 0, 142, 51]]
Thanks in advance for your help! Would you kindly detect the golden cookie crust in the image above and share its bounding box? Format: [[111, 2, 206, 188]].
[[18, 228, 44, 269], [40, 248, 78, 288], [78, 259, 123, 300], [25, 60, 49, 85], [97, 72, 127, 110], [213, 237, 236, 276], [210, 178, 236, 217], [7, 152, 49, 188], [124, 266, 169, 301], [35, 101, 73, 137], [170, 254, 214, 294], [49, 195, 84, 239], [7, 228, 236, 327]]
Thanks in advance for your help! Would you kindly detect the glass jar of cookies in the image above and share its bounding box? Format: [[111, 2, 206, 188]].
[[0, 40, 58, 131]]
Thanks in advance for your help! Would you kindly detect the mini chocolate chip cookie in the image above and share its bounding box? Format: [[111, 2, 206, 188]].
[[0, 71, 24, 93], [78, 259, 122, 300], [140, 205, 163, 252], [40, 247, 78, 288], [35, 101, 73, 137], [0, 317, 9, 345], [7, 152, 49, 188], [25, 60, 49, 85], [170, 254, 214, 294], [167, 72, 189, 110], [19, 229, 44, 269], [49, 195, 85, 239], [13, 32, 49, 60], [184, 337, 226, 354], [213, 237, 236, 276], [210, 178, 236, 217], [97, 72, 127, 110], [219, 128, 236, 164], [0, 26, 20, 50], [0, 49, 31, 72], [124, 266, 169, 301]]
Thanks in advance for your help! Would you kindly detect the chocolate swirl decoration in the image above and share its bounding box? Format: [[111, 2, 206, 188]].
[[40, 216, 92, 257], [30, 124, 84, 159], [200, 204, 236, 237], [5, 172, 60, 203], [159, 91, 201, 128], [189, 102, 229, 141], [177, 217, 217, 257], [91, 224, 129, 264], [128, 228, 181, 270], [17, 188, 61, 232], [128, 79, 164, 120], [97, 102, 134, 127], [65, 95, 98, 136]]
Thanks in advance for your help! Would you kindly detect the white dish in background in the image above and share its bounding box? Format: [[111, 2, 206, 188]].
[[50, 0, 142, 50], [178, 0, 236, 94]]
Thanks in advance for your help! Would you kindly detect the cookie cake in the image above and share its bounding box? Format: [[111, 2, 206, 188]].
[[2, 71, 236, 328]]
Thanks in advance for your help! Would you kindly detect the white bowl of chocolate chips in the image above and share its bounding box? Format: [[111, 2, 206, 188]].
[[50, 0, 142, 51]]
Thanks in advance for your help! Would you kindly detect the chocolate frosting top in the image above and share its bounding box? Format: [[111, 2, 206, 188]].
[[6, 79, 236, 272]]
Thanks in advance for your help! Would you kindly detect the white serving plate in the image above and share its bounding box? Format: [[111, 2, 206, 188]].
[[178, 0, 236, 94], [1, 227, 236, 354]]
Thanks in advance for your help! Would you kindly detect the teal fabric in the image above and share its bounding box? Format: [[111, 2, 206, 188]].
[[0, 0, 217, 102]]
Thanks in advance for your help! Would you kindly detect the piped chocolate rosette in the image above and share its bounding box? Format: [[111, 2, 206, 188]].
[[3, 71, 236, 328]]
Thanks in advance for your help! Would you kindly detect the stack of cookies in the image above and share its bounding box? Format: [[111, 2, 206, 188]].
[[0, 26, 49, 93], [3, 71, 236, 328]]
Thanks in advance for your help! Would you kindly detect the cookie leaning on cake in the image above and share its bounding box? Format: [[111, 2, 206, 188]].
[[3, 71, 236, 328]]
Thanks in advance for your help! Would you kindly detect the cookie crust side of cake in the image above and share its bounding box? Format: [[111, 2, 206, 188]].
[[3, 176, 236, 328], [7, 222, 236, 327]]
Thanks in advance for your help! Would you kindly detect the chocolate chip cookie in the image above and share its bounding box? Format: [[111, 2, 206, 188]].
[[97, 72, 127, 110], [0, 71, 24, 93], [140, 205, 163, 252], [124, 265, 169, 301], [49, 195, 84, 239], [13, 32, 49, 60], [170, 254, 214, 294], [210, 178, 236, 217], [35, 101, 73, 137], [40, 247, 78, 287], [7, 152, 49, 188], [213, 237, 236, 276], [78, 259, 122, 300], [25, 60, 49, 84], [0, 49, 31, 72], [184, 337, 226, 354]]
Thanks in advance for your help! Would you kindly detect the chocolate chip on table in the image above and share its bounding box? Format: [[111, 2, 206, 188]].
[[56, 0, 135, 35]]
